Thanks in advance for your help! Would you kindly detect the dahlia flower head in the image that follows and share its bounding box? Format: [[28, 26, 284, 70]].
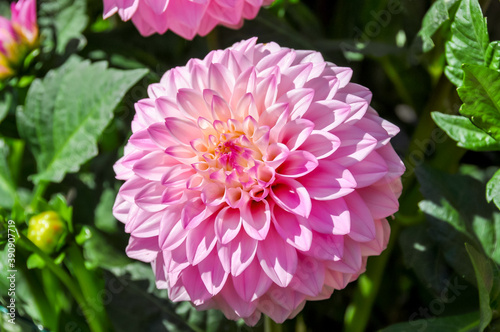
[[0, 0, 38, 80], [113, 38, 405, 325], [103, 0, 274, 39]]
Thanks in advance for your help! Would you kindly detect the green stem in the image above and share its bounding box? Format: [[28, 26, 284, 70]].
[[379, 56, 415, 109], [30, 180, 49, 211], [17, 233, 102, 332], [264, 315, 283, 332], [65, 243, 111, 332], [16, 251, 57, 329]]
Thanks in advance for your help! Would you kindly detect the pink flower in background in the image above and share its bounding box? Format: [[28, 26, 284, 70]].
[[113, 38, 405, 325], [103, 0, 274, 39], [0, 0, 38, 80]]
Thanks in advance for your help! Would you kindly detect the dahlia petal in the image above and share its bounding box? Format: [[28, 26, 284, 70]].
[[327, 238, 362, 274], [271, 205, 313, 251], [209, 63, 235, 101], [161, 164, 195, 186], [266, 285, 305, 312], [258, 295, 295, 324], [255, 73, 278, 113], [159, 206, 187, 250], [264, 143, 289, 168], [135, 182, 166, 212], [177, 88, 211, 119], [218, 231, 259, 276], [181, 265, 212, 304], [186, 215, 217, 265], [270, 178, 312, 218], [278, 118, 315, 151], [276, 150, 318, 178], [210, 94, 232, 122], [331, 127, 378, 167], [308, 199, 350, 235], [133, 150, 178, 181], [280, 88, 315, 120], [126, 235, 159, 262], [301, 161, 357, 200], [289, 254, 325, 297], [198, 250, 229, 295], [125, 205, 162, 237], [302, 100, 351, 132], [300, 131, 341, 160], [113, 194, 131, 223], [231, 67, 257, 111], [181, 198, 216, 230], [164, 117, 201, 145], [241, 199, 271, 240], [201, 182, 226, 206], [359, 219, 391, 256], [375, 145, 406, 180], [357, 181, 400, 219], [129, 128, 159, 150], [257, 226, 298, 287], [344, 192, 376, 242], [215, 207, 242, 244], [152, 251, 168, 288], [337, 83, 372, 122], [164, 241, 189, 274], [305, 232, 344, 261], [348, 151, 388, 188], [220, 278, 258, 318], [147, 122, 176, 149]]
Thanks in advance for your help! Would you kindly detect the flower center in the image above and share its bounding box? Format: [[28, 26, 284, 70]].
[[191, 116, 274, 195]]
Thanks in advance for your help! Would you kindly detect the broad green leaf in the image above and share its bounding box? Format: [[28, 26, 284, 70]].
[[399, 224, 455, 294], [466, 244, 493, 331], [0, 141, 16, 209], [431, 112, 500, 151], [485, 41, 500, 70], [413, 0, 460, 52], [417, 166, 500, 265], [487, 169, 500, 210], [445, 0, 489, 86], [17, 58, 147, 183], [38, 0, 88, 54], [380, 311, 480, 332], [458, 64, 500, 140]]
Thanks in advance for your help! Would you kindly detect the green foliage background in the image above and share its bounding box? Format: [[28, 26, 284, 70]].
[[0, 0, 500, 331]]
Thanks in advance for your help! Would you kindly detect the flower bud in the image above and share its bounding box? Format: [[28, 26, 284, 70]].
[[27, 211, 66, 254]]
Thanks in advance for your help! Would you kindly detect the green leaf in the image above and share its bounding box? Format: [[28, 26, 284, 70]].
[[17, 58, 147, 183], [445, 0, 489, 86], [0, 89, 13, 124], [487, 169, 500, 210], [417, 166, 500, 265], [380, 311, 480, 332], [39, 0, 89, 54], [413, 0, 460, 53], [485, 41, 500, 70], [95, 187, 118, 234], [466, 244, 493, 331], [458, 64, 500, 140], [0, 141, 16, 209], [431, 112, 500, 151]]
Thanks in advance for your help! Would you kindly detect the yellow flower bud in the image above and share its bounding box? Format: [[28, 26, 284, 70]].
[[27, 211, 66, 254]]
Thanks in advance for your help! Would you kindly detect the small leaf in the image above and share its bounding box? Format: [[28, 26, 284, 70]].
[[487, 169, 500, 210], [466, 244, 493, 331], [431, 112, 500, 151], [445, 0, 489, 86], [17, 58, 147, 183], [413, 0, 460, 53], [458, 64, 500, 140], [27, 253, 46, 269], [485, 41, 500, 70]]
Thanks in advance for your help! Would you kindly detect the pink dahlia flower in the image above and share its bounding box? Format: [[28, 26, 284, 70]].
[[113, 38, 405, 325], [103, 0, 274, 39], [0, 0, 38, 80]]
